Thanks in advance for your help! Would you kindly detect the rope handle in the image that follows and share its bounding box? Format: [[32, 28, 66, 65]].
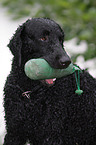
[[73, 66, 83, 95]]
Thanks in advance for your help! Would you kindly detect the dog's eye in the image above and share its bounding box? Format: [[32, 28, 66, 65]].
[[40, 36, 48, 41]]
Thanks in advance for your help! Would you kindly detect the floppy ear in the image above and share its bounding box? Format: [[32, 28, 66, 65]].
[[8, 25, 24, 67]]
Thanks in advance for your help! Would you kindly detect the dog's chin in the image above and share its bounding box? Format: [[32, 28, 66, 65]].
[[40, 78, 56, 87]]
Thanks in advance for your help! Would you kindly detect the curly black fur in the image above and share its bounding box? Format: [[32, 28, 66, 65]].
[[3, 18, 96, 145]]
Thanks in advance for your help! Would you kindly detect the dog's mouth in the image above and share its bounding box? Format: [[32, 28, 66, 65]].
[[40, 78, 56, 86]]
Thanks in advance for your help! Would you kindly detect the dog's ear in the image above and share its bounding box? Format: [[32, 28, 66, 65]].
[[8, 25, 25, 67]]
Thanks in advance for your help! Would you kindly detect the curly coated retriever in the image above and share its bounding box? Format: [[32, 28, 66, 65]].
[[3, 18, 96, 145]]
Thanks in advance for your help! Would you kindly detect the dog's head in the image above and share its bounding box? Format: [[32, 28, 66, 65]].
[[8, 18, 71, 86], [8, 18, 71, 69]]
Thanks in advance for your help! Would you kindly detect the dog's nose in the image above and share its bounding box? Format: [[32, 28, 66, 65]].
[[59, 58, 71, 68]]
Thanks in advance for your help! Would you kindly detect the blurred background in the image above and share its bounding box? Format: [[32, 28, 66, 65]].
[[0, 0, 96, 144]]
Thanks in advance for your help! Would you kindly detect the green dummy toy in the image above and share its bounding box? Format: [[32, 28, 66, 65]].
[[24, 58, 83, 95]]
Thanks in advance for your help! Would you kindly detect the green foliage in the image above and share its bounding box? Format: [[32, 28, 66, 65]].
[[1, 0, 96, 60]]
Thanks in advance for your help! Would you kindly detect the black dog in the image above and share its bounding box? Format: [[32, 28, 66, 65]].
[[4, 18, 96, 145]]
